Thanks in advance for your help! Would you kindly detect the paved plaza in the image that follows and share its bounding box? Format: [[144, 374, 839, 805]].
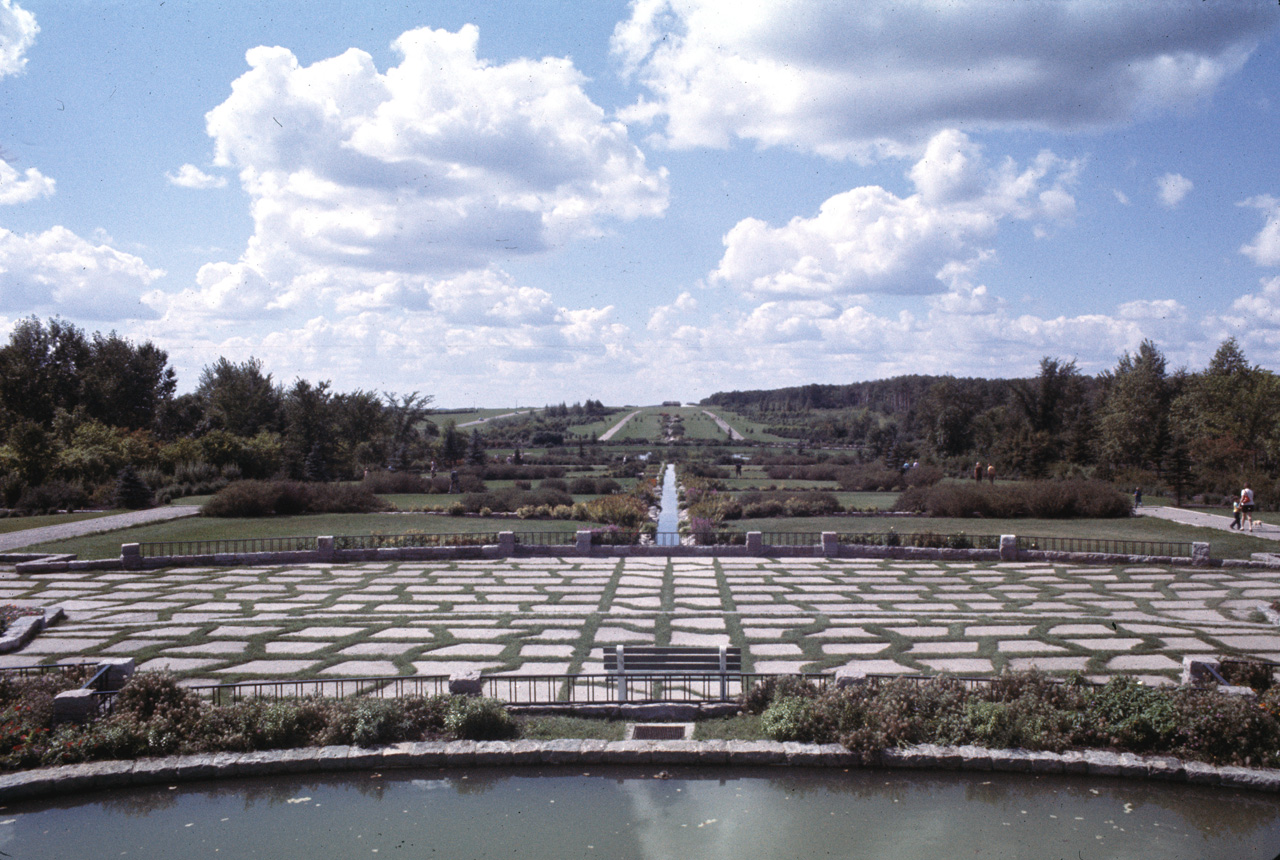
[[1, 557, 1279, 687]]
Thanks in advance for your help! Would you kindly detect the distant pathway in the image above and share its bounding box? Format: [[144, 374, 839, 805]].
[[457, 410, 528, 428], [599, 410, 642, 441], [1134, 505, 1280, 542], [702, 409, 744, 441], [0, 506, 201, 553]]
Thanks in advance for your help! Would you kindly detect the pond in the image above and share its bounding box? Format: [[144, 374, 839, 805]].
[[4, 767, 1279, 859]]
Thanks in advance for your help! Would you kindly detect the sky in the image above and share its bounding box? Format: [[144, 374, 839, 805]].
[[2, 0, 1280, 407]]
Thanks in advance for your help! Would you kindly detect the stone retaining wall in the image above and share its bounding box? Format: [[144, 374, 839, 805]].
[[0, 741, 1275, 803], [10, 532, 1233, 572]]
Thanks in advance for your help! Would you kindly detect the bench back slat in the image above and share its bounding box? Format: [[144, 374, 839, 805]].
[[604, 645, 742, 673]]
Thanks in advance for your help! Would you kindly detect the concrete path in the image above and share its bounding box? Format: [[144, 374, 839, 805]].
[[599, 409, 642, 441], [0, 506, 201, 552], [457, 410, 528, 428], [1135, 505, 1280, 542], [702, 409, 745, 441], [2, 556, 1278, 689]]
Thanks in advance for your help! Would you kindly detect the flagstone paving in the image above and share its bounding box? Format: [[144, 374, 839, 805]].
[[0, 557, 1278, 687]]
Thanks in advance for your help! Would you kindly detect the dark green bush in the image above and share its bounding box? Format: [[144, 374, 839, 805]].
[[760, 696, 826, 742], [444, 696, 517, 740], [203, 480, 391, 517], [894, 479, 1129, 519], [15, 481, 89, 514], [740, 675, 820, 714]]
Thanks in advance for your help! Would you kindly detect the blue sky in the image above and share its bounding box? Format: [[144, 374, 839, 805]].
[[2, 0, 1280, 406]]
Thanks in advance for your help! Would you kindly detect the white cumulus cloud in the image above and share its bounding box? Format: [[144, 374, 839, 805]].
[[612, 0, 1274, 158], [0, 226, 164, 320], [1240, 195, 1280, 266], [166, 164, 227, 189], [710, 129, 1079, 299], [0, 158, 53, 204], [1156, 172, 1193, 208], [201, 25, 668, 283], [0, 0, 36, 79]]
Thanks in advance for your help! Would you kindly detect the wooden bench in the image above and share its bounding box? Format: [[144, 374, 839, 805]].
[[603, 645, 742, 702]]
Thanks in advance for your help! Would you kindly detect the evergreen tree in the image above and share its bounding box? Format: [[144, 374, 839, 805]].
[[114, 465, 153, 509]]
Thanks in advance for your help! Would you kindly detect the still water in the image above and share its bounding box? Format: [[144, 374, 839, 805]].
[[655, 463, 680, 545], [3, 767, 1279, 859]]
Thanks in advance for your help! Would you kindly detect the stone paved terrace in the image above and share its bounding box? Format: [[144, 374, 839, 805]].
[[1, 557, 1278, 687]]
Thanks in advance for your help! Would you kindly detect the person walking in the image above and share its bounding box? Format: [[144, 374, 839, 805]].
[[1133, 487, 1142, 507], [987, 464, 996, 485], [973, 462, 983, 482], [1231, 498, 1242, 530], [1241, 484, 1255, 533]]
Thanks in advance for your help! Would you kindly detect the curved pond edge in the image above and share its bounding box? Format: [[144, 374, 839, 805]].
[[2, 740, 1277, 803]]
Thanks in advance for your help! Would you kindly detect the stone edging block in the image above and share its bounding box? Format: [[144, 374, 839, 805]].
[[0, 606, 65, 654], [1, 741, 1278, 803]]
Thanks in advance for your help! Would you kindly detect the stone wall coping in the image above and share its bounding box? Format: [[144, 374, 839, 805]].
[[0, 741, 1275, 803]]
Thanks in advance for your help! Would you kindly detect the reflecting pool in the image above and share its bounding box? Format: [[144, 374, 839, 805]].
[[3, 767, 1279, 859]]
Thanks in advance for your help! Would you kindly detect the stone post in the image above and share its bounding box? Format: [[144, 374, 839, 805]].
[[448, 671, 484, 696], [576, 530, 593, 555], [121, 543, 142, 571], [999, 534, 1018, 561], [821, 532, 839, 557], [834, 667, 869, 688], [497, 531, 516, 556], [53, 689, 98, 724], [745, 532, 763, 555], [96, 657, 135, 689], [1191, 542, 1210, 567], [317, 536, 335, 563]]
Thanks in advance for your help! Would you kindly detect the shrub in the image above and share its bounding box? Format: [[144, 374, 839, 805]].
[[893, 479, 1129, 519], [203, 480, 390, 517], [761, 696, 827, 742], [362, 470, 429, 493], [15, 481, 89, 514], [740, 675, 820, 714], [444, 696, 517, 740]]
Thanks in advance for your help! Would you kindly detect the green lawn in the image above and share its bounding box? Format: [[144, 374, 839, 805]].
[[26, 513, 596, 559], [0, 510, 119, 535], [725, 514, 1274, 559]]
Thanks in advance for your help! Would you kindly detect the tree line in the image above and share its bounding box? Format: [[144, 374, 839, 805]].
[[0, 318, 453, 508], [705, 338, 1280, 503]]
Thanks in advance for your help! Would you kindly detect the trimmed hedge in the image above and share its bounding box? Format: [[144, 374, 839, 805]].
[[202, 480, 391, 517], [893, 479, 1130, 518]]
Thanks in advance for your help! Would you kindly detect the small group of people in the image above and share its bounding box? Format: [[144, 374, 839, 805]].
[[1231, 484, 1256, 532], [972, 462, 995, 484]]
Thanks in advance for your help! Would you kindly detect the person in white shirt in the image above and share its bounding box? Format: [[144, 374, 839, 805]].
[[1241, 485, 1255, 533]]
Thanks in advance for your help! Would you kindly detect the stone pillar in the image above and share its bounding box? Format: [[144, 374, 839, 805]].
[[498, 531, 516, 556], [53, 689, 98, 724], [1191, 542, 1210, 567], [1181, 656, 1223, 687], [576, 530, 593, 555], [96, 657, 135, 689], [745, 532, 763, 555], [821, 532, 839, 557], [834, 667, 869, 688], [121, 543, 142, 571], [317, 536, 335, 562], [999, 534, 1018, 561], [448, 671, 484, 696]]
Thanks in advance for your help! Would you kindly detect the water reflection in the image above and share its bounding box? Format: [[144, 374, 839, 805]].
[[4, 767, 1279, 859], [655, 463, 680, 545]]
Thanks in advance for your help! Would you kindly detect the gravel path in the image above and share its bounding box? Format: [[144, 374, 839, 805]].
[[1134, 504, 1280, 541], [702, 409, 745, 440], [598, 409, 642, 441], [457, 410, 529, 428], [0, 506, 202, 553]]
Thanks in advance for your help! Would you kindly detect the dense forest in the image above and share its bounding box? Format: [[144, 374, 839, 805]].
[[705, 339, 1280, 503]]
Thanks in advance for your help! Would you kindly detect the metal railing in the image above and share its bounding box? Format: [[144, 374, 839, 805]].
[[189, 675, 453, 706], [838, 532, 1002, 550], [335, 533, 500, 550], [1017, 536, 1192, 557], [139, 536, 315, 558], [513, 531, 578, 546], [0, 662, 95, 680], [759, 532, 822, 547]]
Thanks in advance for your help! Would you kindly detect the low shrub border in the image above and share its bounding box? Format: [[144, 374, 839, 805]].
[[2, 670, 1280, 801]]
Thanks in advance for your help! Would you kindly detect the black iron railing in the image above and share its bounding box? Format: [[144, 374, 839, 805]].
[[838, 532, 1002, 550], [1017, 536, 1192, 557], [139, 537, 315, 557], [334, 533, 499, 550]]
